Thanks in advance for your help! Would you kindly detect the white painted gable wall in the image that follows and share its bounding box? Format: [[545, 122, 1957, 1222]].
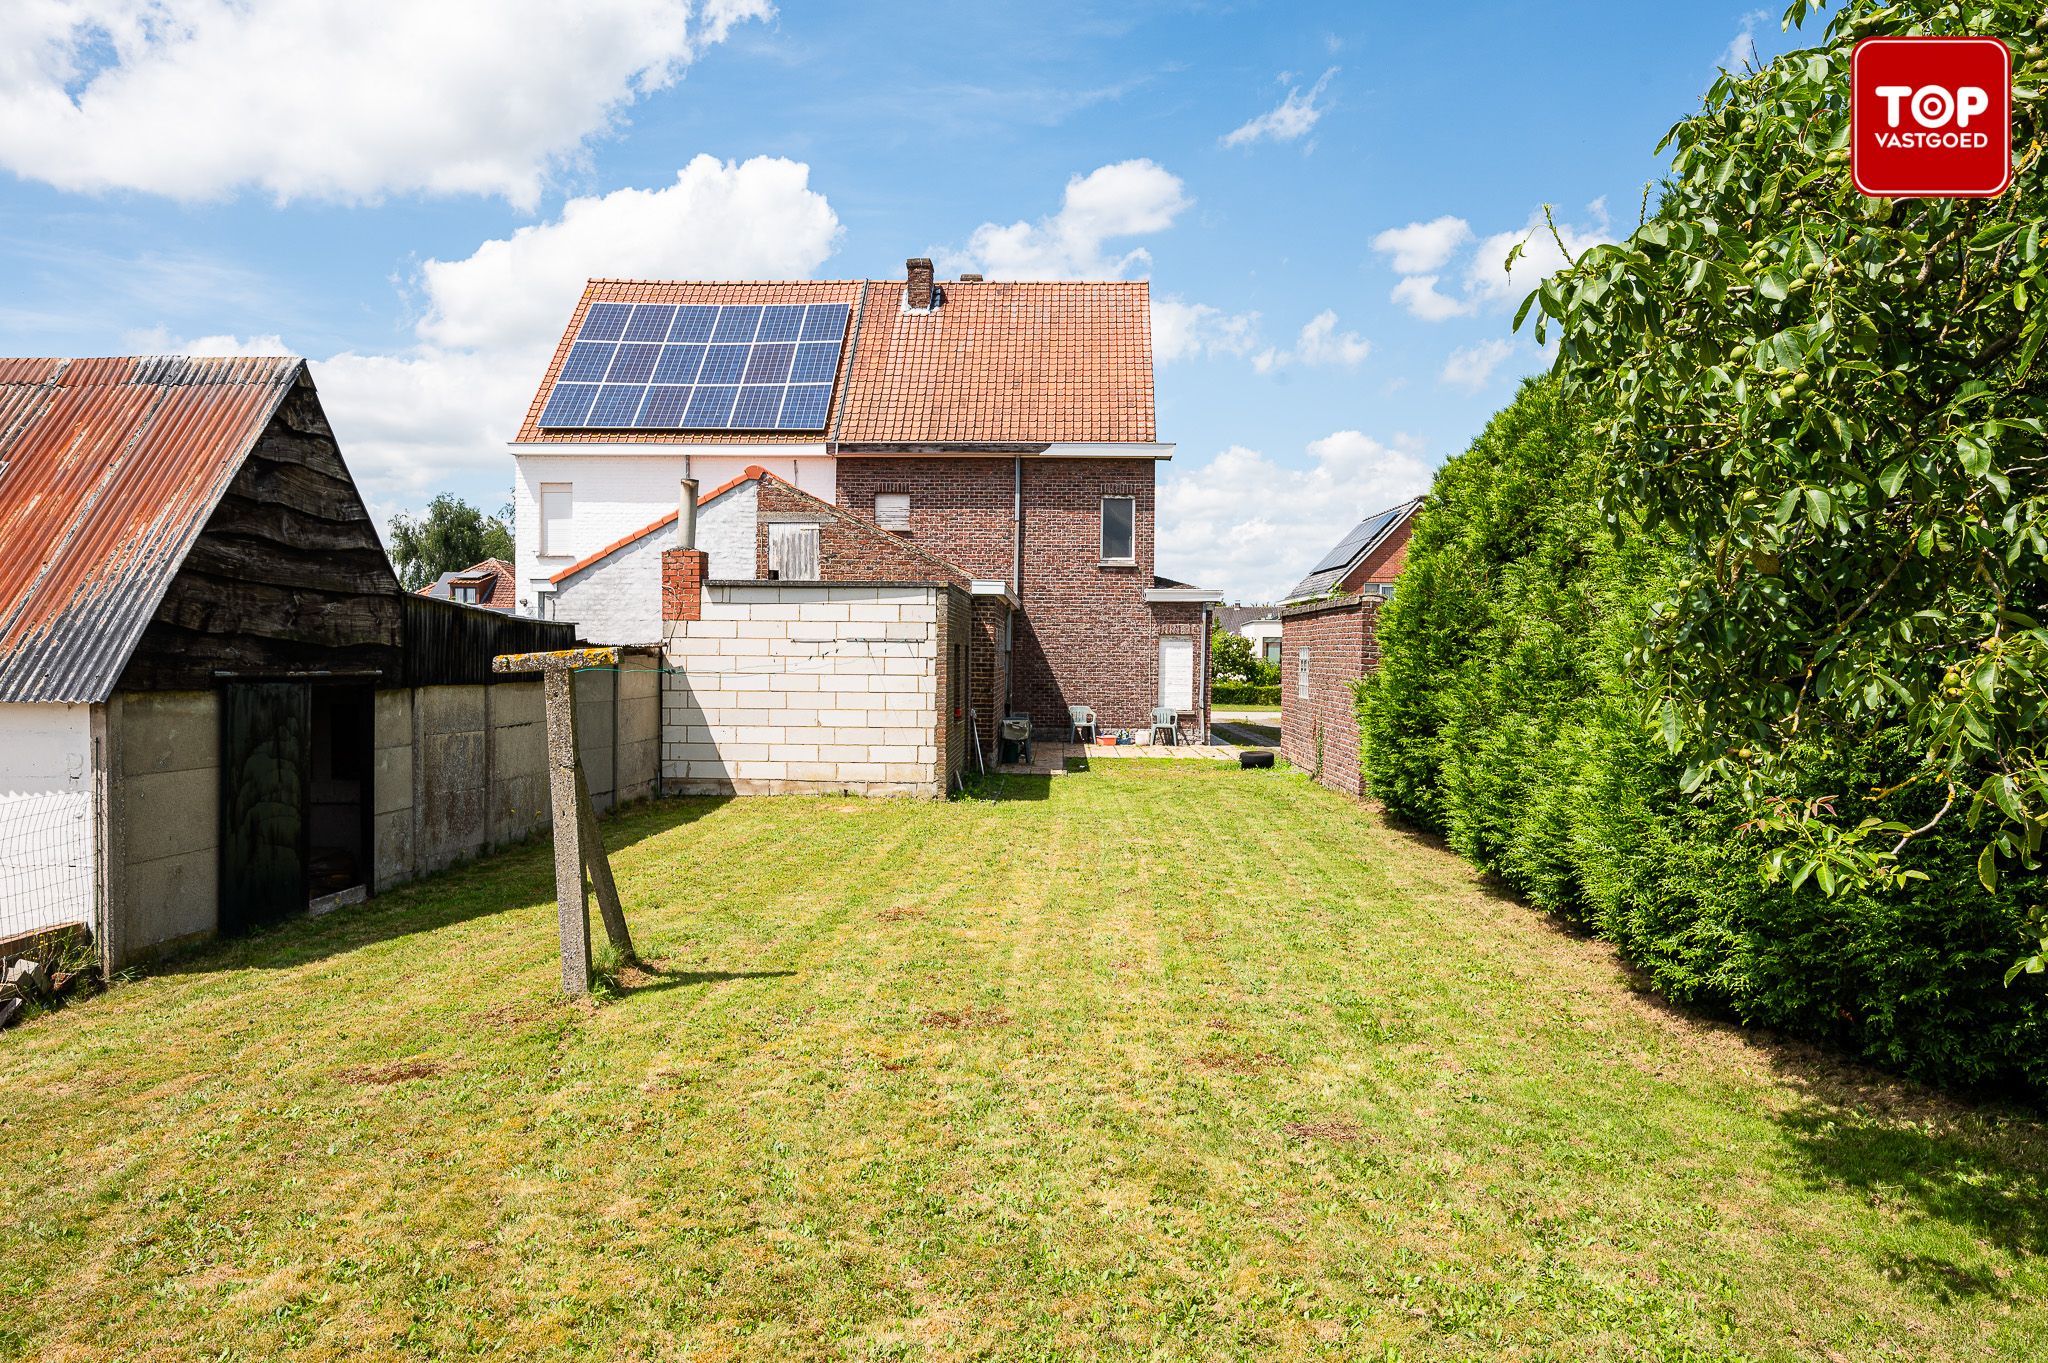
[[511, 447, 835, 617], [549, 481, 758, 645]]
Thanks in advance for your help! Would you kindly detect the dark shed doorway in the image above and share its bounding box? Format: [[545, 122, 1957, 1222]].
[[219, 681, 374, 934]]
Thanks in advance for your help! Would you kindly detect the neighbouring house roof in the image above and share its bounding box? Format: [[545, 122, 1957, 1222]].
[[1214, 604, 1278, 632], [1282, 497, 1424, 604], [419, 558, 516, 611], [514, 276, 1156, 448], [0, 356, 304, 703]]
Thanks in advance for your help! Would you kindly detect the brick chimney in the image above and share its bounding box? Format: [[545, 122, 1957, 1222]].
[[958, 273, 983, 282], [906, 257, 934, 310]]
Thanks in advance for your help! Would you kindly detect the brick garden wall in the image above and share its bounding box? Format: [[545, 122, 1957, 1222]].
[[1279, 596, 1382, 797]]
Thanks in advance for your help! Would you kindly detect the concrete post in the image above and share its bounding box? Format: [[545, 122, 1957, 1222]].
[[542, 665, 591, 996]]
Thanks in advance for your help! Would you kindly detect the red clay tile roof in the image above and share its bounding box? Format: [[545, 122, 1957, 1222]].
[[0, 355, 304, 703], [839, 280, 1153, 444], [421, 557, 517, 608], [513, 277, 1155, 446]]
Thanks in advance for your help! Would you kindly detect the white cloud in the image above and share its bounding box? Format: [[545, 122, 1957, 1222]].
[[1438, 337, 1516, 390], [145, 155, 839, 527], [1252, 309, 1370, 373], [1721, 9, 1770, 71], [0, 0, 771, 206], [1152, 297, 1260, 363], [1158, 431, 1432, 601], [942, 159, 1190, 279], [1389, 274, 1472, 322], [1464, 200, 1612, 305], [416, 155, 839, 352], [123, 326, 289, 357], [1371, 216, 1472, 274], [1220, 68, 1337, 149], [1377, 201, 1613, 320]]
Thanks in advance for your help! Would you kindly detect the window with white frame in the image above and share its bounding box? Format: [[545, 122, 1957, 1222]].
[[1101, 495, 1135, 563], [875, 492, 911, 530], [453, 582, 479, 604], [538, 483, 572, 557], [1297, 648, 1311, 699]]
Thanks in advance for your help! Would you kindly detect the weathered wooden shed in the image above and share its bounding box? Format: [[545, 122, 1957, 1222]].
[[0, 357, 659, 969]]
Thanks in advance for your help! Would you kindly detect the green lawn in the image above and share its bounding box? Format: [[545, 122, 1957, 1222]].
[[7, 762, 2045, 1360]]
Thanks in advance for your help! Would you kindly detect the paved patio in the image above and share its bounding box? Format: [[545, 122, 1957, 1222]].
[[991, 737, 1251, 774]]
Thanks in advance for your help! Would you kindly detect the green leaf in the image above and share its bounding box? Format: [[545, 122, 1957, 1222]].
[[1979, 843, 1999, 893]]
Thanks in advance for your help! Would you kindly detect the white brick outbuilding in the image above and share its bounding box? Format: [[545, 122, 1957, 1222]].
[[661, 582, 971, 797]]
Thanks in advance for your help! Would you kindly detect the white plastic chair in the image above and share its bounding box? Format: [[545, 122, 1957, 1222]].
[[1149, 706, 1179, 746], [1070, 705, 1097, 744]]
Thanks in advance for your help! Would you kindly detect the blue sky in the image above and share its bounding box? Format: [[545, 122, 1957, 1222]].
[[0, 1, 1799, 600]]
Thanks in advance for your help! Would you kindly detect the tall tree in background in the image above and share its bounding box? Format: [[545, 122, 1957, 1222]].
[[1530, 0, 2048, 978], [388, 495, 514, 592]]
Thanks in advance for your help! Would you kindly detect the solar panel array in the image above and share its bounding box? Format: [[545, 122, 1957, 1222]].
[[537, 301, 851, 432], [1306, 504, 1405, 574]]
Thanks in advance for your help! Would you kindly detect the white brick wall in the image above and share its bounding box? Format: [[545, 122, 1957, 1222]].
[[549, 481, 756, 644], [661, 583, 945, 797], [511, 448, 834, 615]]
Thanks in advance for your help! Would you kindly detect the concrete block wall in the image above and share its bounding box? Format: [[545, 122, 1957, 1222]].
[[662, 583, 948, 796], [109, 691, 220, 960], [377, 670, 660, 881], [93, 671, 661, 969]]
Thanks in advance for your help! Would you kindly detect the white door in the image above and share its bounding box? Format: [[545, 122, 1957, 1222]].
[[1159, 637, 1194, 711]]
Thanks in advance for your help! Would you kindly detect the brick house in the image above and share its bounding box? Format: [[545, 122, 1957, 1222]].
[[417, 558, 515, 611], [1277, 499, 1422, 797], [509, 260, 1222, 790], [1279, 497, 1422, 605]]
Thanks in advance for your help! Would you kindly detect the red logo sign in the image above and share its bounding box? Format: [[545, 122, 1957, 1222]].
[[1852, 36, 2011, 197]]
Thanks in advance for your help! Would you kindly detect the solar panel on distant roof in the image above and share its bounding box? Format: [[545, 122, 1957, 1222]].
[[1307, 505, 1403, 574], [539, 299, 850, 432], [790, 342, 838, 384], [605, 343, 661, 385], [589, 385, 643, 427], [559, 342, 615, 383], [623, 304, 676, 342], [540, 383, 598, 427], [684, 385, 737, 426], [636, 385, 692, 427], [756, 305, 804, 342], [652, 345, 704, 385], [671, 306, 717, 343], [777, 384, 831, 429], [711, 306, 762, 343], [731, 385, 784, 428], [579, 303, 632, 340], [744, 343, 794, 385]]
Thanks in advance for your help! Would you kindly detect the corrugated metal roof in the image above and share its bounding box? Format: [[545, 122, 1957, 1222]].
[[0, 355, 302, 703]]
